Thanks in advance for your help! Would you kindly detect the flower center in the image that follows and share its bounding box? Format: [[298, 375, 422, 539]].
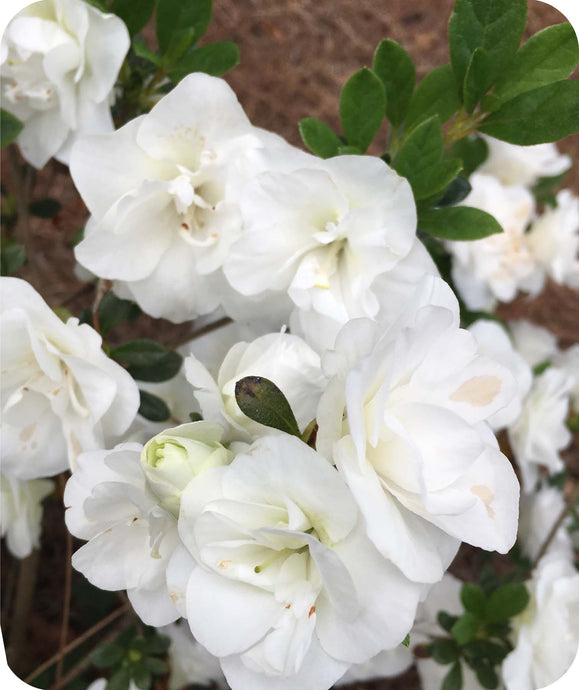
[[168, 169, 218, 247]]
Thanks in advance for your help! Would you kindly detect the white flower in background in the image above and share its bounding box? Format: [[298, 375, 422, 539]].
[[478, 136, 571, 188], [447, 174, 538, 310], [509, 320, 558, 369], [502, 553, 579, 690], [0, 0, 129, 168], [317, 296, 520, 585], [225, 154, 427, 348], [1, 473, 53, 558], [65, 423, 231, 625], [185, 331, 326, 442], [518, 486, 572, 563], [87, 680, 138, 690], [160, 623, 227, 690], [527, 190, 579, 289], [335, 647, 412, 686], [72, 73, 294, 323], [0, 277, 138, 479], [178, 434, 422, 690], [554, 344, 579, 413], [468, 320, 532, 430], [508, 368, 573, 493]]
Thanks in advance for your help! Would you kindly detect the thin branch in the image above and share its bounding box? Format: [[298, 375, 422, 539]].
[[7, 550, 40, 676], [532, 485, 579, 569], [91, 279, 112, 334], [54, 523, 74, 689], [56, 626, 122, 689], [168, 316, 233, 350], [25, 603, 132, 684]]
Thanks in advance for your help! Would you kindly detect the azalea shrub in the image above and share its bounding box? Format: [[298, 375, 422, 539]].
[[1, 1, 579, 690]]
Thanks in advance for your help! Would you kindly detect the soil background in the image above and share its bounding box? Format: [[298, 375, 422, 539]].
[[1, 2, 579, 690]]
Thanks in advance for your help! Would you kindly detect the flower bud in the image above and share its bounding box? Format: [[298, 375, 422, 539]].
[[141, 422, 231, 517]]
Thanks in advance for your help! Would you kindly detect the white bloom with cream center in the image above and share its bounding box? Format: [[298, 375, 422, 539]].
[[72, 73, 292, 323], [178, 434, 422, 690], [317, 293, 520, 584], [0, 0, 129, 168], [0, 277, 139, 478]]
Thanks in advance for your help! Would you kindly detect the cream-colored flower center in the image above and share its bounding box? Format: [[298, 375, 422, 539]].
[[168, 166, 218, 247]]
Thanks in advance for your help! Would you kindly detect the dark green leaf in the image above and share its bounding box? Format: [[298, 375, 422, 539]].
[[463, 47, 490, 113], [401, 634, 410, 648], [436, 176, 472, 207], [156, 0, 212, 55], [438, 611, 460, 633], [430, 638, 460, 665], [372, 39, 415, 126], [479, 80, 579, 145], [461, 583, 487, 616], [405, 65, 461, 132], [418, 206, 503, 240], [486, 583, 530, 622], [71, 227, 85, 247], [464, 640, 510, 665], [133, 40, 163, 67], [143, 658, 168, 675], [449, 135, 489, 177], [451, 611, 480, 644], [107, 668, 131, 690], [493, 23, 579, 103], [129, 351, 183, 383], [476, 665, 500, 689], [547, 469, 567, 490], [143, 632, 171, 655], [138, 391, 170, 422], [442, 661, 463, 690], [112, 340, 171, 368], [533, 359, 552, 376], [163, 27, 198, 67], [340, 67, 385, 151], [485, 620, 511, 637], [337, 145, 363, 155], [0, 242, 25, 275], [189, 412, 203, 422], [1, 109, 23, 148], [98, 292, 141, 336], [91, 643, 125, 668], [29, 198, 61, 218], [448, 0, 527, 94], [112, 0, 155, 35], [299, 118, 342, 158], [532, 171, 569, 206], [170, 41, 240, 81], [235, 376, 301, 437], [132, 666, 152, 690]]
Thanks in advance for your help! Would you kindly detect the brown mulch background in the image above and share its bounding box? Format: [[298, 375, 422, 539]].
[[1, 1, 578, 689]]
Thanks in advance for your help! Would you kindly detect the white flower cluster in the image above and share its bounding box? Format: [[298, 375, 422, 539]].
[[447, 136, 579, 310], [1, 0, 129, 168]]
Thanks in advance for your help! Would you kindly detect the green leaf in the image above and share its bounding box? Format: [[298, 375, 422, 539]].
[[91, 643, 125, 668], [133, 40, 163, 67], [476, 665, 500, 689], [138, 390, 171, 422], [143, 658, 168, 675], [419, 206, 502, 241], [1, 109, 23, 148], [235, 376, 301, 438], [486, 583, 530, 622], [461, 583, 487, 616], [29, 198, 61, 218], [372, 39, 415, 126], [532, 170, 569, 206], [112, 340, 173, 368], [156, 0, 212, 56], [493, 23, 579, 103], [170, 41, 240, 81], [479, 80, 579, 145], [98, 292, 141, 336], [451, 611, 481, 644], [132, 666, 152, 690], [405, 65, 461, 132], [436, 176, 472, 207], [299, 118, 342, 158], [339, 67, 385, 151], [448, 0, 527, 95], [163, 27, 197, 67], [464, 640, 510, 665], [449, 135, 489, 176], [112, 0, 155, 35], [533, 359, 552, 376], [430, 639, 460, 665], [189, 412, 203, 422], [129, 351, 183, 383], [401, 634, 410, 648], [442, 661, 463, 690], [337, 145, 363, 155], [547, 469, 567, 490], [107, 668, 131, 690], [438, 611, 459, 633], [0, 242, 25, 275], [463, 47, 490, 113], [143, 633, 171, 655]]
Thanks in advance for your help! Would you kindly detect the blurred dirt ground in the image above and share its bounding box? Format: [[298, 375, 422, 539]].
[[1, 2, 579, 689]]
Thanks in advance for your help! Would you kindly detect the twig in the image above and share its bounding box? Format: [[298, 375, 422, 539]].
[[532, 485, 579, 569], [92, 279, 112, 334], [7, 550, 40, 675], [168, 316, 233, 350], [56, 625, 123, 689], [54, 520, 74, 689], [25, 603, 132, 684]]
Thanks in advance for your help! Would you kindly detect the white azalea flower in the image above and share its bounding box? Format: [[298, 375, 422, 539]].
[[185, 331, 326, 442], [0, 0, 129, 168], [468, 320, 532, 430], [160, 623, 227, 690], [478, 136, 571, 188], [72, 73, 293, 323], [1, 472, 53, 558], [554, 344, 579, 414], [447, 174, 539, 310], [317, 294, 520, 584], [178, 434, 422, 690], [527, 189, 579, 289], [508, 368, 573, 493], [225, 154, 427, 347], [65, 422, 231, 626], [502, 553, 579, 690], [335, 647, 412, 685], [0, 277, 139, 478], [509, 320, 558, 369], [518, 486, 572, 563]]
